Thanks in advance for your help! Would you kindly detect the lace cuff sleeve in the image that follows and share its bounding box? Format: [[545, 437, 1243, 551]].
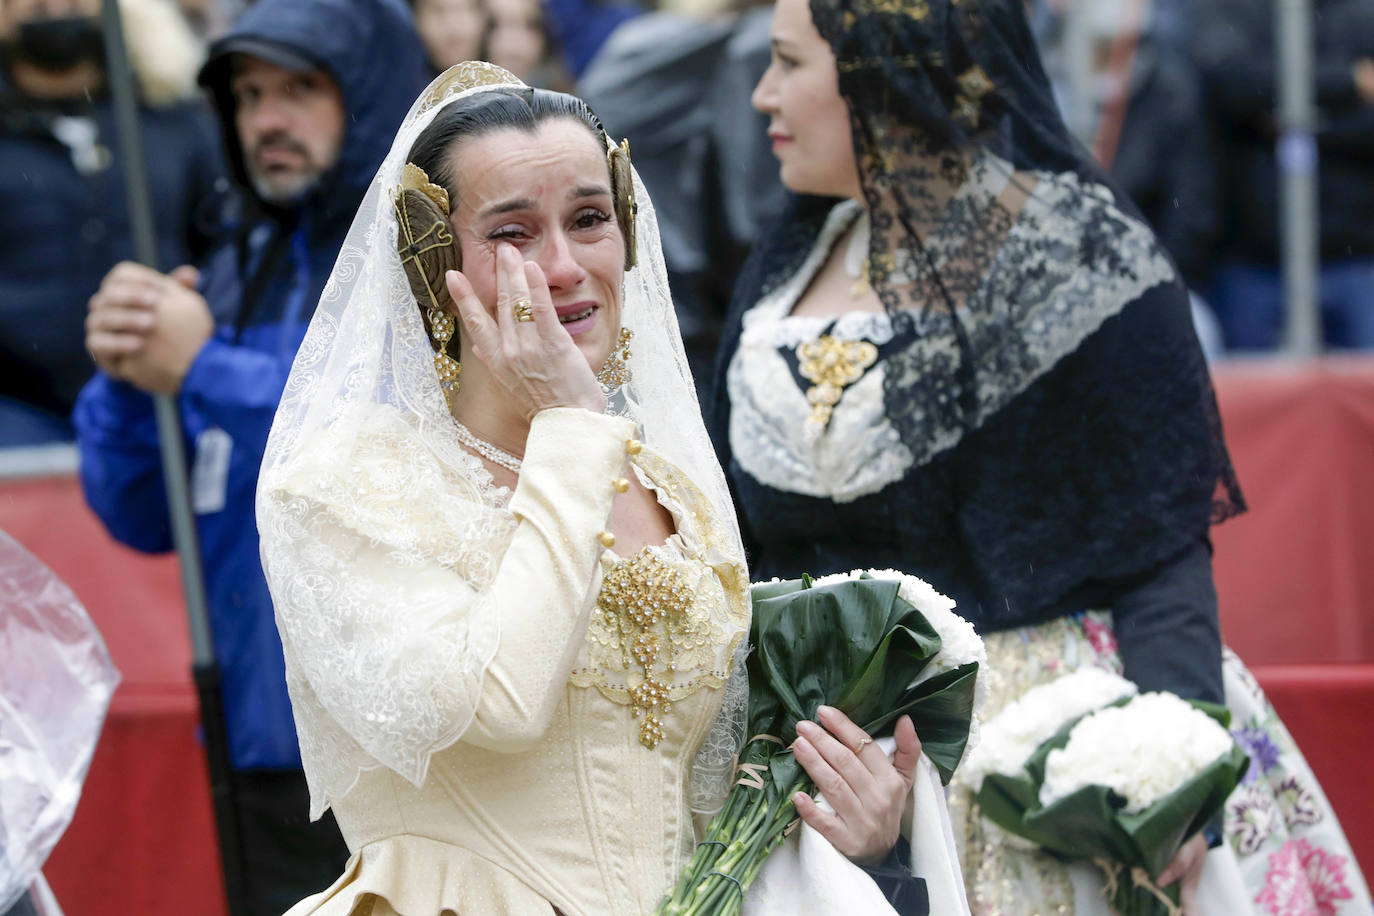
[[259, 406, 634, 815]]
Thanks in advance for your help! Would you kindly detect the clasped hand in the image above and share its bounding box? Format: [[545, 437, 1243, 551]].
[[791, 706, 922, 865], [86, 261, 214, 395], [446, 244, 604, 420]]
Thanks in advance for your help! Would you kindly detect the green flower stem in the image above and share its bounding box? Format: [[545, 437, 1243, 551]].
[[656, 777, 809, 916]]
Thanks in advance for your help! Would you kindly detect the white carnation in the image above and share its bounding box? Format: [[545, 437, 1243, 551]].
[[1039, 692, 1233, 812], [865, 568, 957, 616], [960, 668, 1137, 792], [807, 569, 868, 590]]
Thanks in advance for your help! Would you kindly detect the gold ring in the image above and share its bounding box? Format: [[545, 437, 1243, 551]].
[[852, 736, 873, 755], [513, 298, 534, 322]]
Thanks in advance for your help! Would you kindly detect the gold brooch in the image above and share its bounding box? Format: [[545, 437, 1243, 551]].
[[796, 335, 879, 438], [597, 549, 695, 749]]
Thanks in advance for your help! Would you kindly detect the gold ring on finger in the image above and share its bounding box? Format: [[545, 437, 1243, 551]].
[[513, 298, 534, 322], [852, 736, 873, 755]]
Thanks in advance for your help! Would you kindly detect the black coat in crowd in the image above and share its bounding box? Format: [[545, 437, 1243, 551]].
[[1109, 37, 1220, 291], [0, 80, 223, 428]]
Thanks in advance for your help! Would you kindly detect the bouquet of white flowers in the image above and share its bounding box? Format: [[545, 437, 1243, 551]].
[[967, 669, 1249, 916], [656, 569, 985, 915]]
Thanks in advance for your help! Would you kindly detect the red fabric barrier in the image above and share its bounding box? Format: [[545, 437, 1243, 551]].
[[1211, 360, 1374, 664], [0, 358, 1371, 914]]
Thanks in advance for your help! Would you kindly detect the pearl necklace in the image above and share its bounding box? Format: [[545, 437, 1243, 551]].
[[452, 420, 523, 472]]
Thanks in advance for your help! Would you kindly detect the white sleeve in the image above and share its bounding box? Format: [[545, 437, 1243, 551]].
[[261, 407, 635, 805]]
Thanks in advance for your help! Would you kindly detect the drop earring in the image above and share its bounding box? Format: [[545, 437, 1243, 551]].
[[428, 307, 461, 393], [597, 327, 633, 389]]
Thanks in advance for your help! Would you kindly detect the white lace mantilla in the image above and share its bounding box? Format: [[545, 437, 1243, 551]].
[[261, 405, 519, 815]]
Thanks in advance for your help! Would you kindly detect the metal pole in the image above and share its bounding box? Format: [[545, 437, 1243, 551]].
[[1091, 0, 1153, 170], [1063, 0, 1096, 144], [1276, 0, 1321, 357], [97, 2, 248, 913]]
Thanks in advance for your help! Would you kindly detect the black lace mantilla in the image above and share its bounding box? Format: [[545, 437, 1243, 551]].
[[710, 0, 1243, 632]]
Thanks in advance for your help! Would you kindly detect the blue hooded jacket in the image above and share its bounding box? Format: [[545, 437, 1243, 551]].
[[73, 0, 429, 769]]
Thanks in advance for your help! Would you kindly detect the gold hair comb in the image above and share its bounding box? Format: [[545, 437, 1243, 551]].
[[419, 61, 525, 113], [398, 162, 450, 216]]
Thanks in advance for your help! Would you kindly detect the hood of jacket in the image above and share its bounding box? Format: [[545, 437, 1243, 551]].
[[197, 0, 428, 227]]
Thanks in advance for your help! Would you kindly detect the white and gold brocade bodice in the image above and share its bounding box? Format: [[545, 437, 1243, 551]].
[[275, 408, 750, 916]]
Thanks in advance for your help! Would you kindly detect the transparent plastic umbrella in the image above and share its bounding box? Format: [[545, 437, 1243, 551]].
[[0, 529, 120, 914]]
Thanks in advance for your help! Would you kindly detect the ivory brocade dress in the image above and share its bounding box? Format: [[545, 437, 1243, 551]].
[[275, 409, 751, 916]]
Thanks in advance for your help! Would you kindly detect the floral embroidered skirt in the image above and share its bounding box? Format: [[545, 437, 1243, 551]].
[[947, 612, 1372, 916]]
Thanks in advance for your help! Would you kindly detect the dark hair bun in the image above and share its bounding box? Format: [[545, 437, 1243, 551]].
[[395, 187, 461, 355]]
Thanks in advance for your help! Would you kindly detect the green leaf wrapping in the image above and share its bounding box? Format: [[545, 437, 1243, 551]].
[[870, 662, 979, 784], [655, 575, 983, 915], [747, 578, 978, 772], [751, 579, 934, 728]]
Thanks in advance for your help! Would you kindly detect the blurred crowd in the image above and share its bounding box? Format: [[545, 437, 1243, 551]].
[[2, 0, 1372, 449], [1030, 0, 1374, 357]]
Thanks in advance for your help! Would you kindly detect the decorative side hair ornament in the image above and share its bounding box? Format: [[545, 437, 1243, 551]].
[[394, 61, 527, 399], [607, 137, 637, 271], [953, 65, 995, 129], [400, 161, 450, 215], [393, 162, 462, 393]]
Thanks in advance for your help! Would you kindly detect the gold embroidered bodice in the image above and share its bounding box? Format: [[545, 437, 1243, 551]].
[[571, 450, 747, 752]]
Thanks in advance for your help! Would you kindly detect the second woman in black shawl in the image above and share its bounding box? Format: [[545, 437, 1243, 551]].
[[709, 0, 1367, 912]]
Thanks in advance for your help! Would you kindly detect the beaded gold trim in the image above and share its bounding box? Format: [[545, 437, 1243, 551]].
[[569, 448, 749, 748], [596, 549, 695, 749]]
